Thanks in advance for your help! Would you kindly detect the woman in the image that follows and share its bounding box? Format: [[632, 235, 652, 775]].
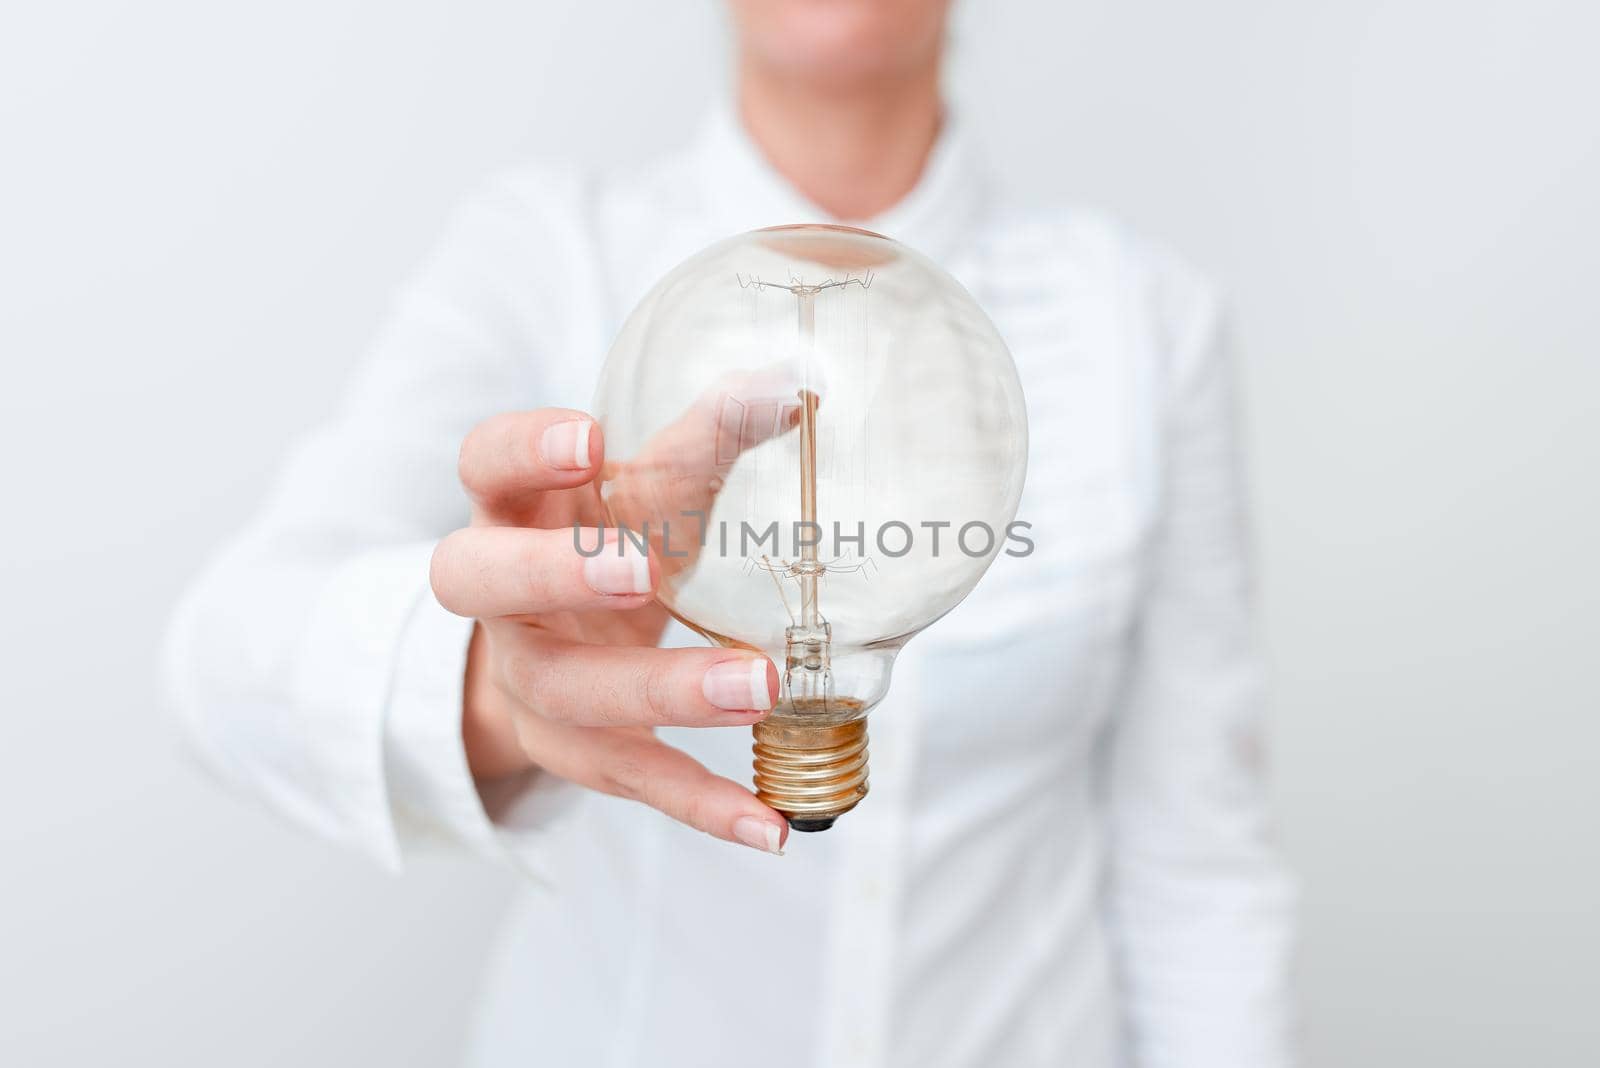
[[168, 2, 1296, 1065]]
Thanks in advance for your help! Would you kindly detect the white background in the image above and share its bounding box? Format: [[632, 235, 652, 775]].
[[3, 2, 1596, 1064]]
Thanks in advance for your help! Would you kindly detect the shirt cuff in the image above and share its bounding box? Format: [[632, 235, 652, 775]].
[[282, 543, 438, 871], [383, 572, 583, 882]]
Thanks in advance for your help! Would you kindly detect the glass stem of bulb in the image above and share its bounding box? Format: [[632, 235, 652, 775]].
[[796, 290, 821, 634], [789, 287, 831, 704]]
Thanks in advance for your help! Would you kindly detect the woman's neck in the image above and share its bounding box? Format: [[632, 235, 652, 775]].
[[736, 57, 942, 222]]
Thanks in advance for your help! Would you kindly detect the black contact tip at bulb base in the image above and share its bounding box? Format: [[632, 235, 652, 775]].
[[786, 816, 838, 833]]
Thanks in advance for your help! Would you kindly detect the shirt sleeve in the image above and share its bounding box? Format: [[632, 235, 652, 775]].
[[163, 172, 586, 874], [1103, 277, 1299, 1066]]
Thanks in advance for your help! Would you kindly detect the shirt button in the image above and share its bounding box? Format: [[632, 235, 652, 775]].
[[847, 1029, 870, 1059]]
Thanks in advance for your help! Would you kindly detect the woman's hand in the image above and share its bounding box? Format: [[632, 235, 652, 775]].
[[429, 408, 789, 855]]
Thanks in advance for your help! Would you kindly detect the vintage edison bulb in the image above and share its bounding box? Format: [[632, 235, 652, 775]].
[[593, 225, 1027, 831]]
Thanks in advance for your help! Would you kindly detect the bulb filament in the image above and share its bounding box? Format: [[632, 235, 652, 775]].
[[737, 271, 874, 713]]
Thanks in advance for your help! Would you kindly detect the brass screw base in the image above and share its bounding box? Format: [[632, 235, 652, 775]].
[[752, 716, 869, 832]]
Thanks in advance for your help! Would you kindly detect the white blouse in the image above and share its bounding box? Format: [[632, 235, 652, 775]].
[[167, 105, 1296, 1068]]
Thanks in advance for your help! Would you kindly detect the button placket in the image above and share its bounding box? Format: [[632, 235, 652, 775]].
[[815, 645, 922, 1068]]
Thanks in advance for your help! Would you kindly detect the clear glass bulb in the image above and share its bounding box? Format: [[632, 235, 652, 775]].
[[593, 225, 1027, 830]]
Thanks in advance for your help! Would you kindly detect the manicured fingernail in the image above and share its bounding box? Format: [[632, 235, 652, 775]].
[[733, 817, 785, 856], [702, 658, 774, 711], [582, 537, 651, 595], [540, 419, 594, 470]]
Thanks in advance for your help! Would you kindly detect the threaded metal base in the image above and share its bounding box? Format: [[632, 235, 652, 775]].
[[752, 715, 869, 831]]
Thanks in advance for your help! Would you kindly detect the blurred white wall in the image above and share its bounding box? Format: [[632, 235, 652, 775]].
[[2, 2, 1595, 1065]]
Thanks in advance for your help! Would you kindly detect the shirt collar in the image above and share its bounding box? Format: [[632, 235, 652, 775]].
[[692, 100, 985, 265]]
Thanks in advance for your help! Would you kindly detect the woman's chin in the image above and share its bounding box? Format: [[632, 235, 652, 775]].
[[733, 0, 947, 84]]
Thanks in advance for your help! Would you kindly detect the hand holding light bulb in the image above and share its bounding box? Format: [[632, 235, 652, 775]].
[[433, 224, 1025, 849], [429, 402, 798, 856]]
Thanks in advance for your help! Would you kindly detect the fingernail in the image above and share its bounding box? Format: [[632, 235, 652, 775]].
[[582, 536, 651, 595], [733, 817, 785, 856], [702, 658, 774, 711], [540, 419, 594, 470]]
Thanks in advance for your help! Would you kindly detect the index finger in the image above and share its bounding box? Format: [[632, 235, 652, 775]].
[[458, 408, 603, 515], [602, 363, 815, 574]]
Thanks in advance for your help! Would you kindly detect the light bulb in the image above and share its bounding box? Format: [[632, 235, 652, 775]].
[[593, 225, 1027, 831]]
